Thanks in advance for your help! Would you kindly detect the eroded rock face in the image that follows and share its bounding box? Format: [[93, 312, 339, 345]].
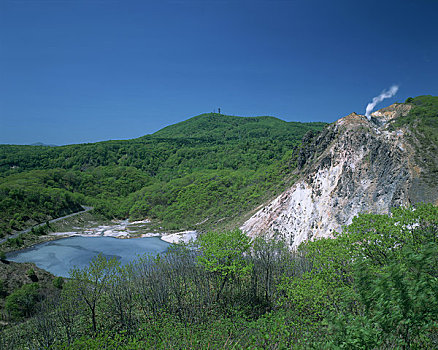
[[241, 103, 433, 249]]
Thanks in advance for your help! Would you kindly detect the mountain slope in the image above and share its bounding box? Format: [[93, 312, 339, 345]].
[[0, 114, 326, 236], [241, 96, 438, 248]]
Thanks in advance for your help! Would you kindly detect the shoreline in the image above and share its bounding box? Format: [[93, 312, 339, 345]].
[[2, 216, 198, 257], [48, 229, 198, 244], [47, 218, 197, 243], [158, 231, 197, 244]]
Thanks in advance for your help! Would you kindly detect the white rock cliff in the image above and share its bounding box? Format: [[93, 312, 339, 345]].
[[241, 103, 435, 249]]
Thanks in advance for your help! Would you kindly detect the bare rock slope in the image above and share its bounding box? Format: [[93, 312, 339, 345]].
[[241, 103, 437, 249]]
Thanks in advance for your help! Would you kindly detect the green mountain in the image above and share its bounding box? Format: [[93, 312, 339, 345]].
[[152, 113, 325, 140], [0, 113, 326, 237]]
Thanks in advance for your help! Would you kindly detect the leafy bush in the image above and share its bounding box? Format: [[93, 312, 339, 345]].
[[197, 229, 252, 302], [53, 276, 64, 289], [326, 243, 438, 349], [5, 283, 40, 320]]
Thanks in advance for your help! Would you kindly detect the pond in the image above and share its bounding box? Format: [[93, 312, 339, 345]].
[[6, 236, 170, 277]]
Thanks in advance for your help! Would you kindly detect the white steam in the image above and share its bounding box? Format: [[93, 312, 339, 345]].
[[365, 85, 399, 118]]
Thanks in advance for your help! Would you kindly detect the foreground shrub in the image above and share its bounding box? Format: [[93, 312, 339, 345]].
[[5, 283, 40, 320]]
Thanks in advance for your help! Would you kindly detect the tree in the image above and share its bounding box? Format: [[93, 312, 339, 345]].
[[106, 263, 137, 332], [0, 279, 5, 298], [69, 253, 120, 333], [55, 282, 85, 345], [251, 234, 292, 306], [53, 276, 64, 289], [5, 283, 40, 320], [196, 229, 252, 302], [27, 268, 38, 282]]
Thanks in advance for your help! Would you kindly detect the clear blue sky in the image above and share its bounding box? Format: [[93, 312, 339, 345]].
[[1, 0, 437, 145]]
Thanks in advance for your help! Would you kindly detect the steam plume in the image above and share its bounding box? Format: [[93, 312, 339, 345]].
[[365, 85, 399, 118]]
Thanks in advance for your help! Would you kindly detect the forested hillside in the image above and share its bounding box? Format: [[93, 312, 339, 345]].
[[0, 114, 326, 236]]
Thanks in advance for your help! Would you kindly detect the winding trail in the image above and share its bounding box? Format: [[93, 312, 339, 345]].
[[0, 206, 94, 244]]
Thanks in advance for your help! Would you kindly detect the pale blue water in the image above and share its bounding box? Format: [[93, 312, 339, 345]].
[[7, 236, 170, 277]]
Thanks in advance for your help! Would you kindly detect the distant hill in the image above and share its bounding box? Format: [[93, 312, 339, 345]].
[[30, 142, 57, 147], [152, 113, 326, 141]]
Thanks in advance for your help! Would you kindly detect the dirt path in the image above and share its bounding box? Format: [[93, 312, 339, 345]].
[[0, 206, 94, 244]]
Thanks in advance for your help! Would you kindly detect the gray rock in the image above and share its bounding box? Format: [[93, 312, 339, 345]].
[[241, 103, 437, 249]]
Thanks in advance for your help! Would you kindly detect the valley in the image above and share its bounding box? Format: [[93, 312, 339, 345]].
[[0, 114, 326, 239]]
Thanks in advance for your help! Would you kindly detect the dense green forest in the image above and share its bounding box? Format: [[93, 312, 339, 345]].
[[0, 204, 436, 349], [0, 114, 325, 236]]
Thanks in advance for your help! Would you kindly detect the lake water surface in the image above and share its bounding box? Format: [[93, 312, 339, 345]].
[[7, 236, 170, 277]]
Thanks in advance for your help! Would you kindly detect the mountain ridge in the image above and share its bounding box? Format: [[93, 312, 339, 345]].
[[151, 113, 326, 141]]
